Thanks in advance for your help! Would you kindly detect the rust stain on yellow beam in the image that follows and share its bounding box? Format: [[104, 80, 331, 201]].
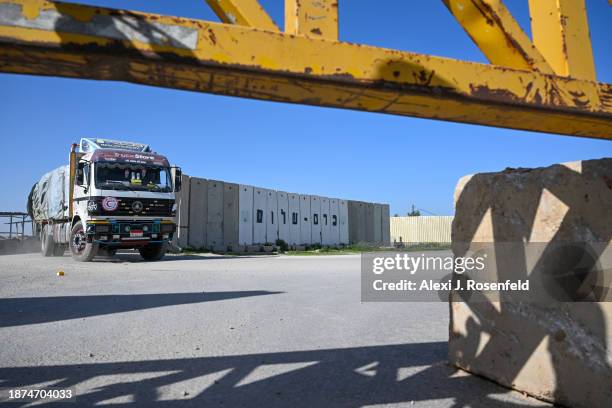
[[205, 0, 279, 31], [528, 0, 596, 81], [285, 0, 338, 40], [0, 0, 610, 139], [443, 0, 553, 74]]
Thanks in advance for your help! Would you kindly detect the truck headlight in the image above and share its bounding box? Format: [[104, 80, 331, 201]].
[[171, 203, 177, 216]]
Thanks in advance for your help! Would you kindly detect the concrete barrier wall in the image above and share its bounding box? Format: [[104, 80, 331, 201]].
[[206, 180, 224, 251], [299, 195, 311, 245], [329, 198, 340, 246], [238, 185, 253, 246], [223, 183, 239, 251], [288, 193, 300, 246], [175, 174, 190, 247], [253, 187, 267, 244], [449, 159, 612, 408], [310, 196, 322, 245], [266, 189, 278, 244], [320, 197, 331, 246], [339, 199, 349, 245], [381, 204, 390, 246], [277, 192, 290, 244], [390, 216, 453, 244], [177, 174, 390, 249], [266, 190, 279, 244], [373, 204, 382, 244], [188, 177, 207, 249], [348, 201, 360, 244], [365, 203, 375, 243]]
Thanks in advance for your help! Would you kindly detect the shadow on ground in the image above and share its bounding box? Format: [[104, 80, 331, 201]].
[[94, 253, 278, 263], [0, 291, 282, 328], [0, 342, 543, 407]]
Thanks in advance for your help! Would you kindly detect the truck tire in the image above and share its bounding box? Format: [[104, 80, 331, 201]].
[[41, 225, 55, 257], [139, 243, 166, 261], [70, 220, 98, 262]]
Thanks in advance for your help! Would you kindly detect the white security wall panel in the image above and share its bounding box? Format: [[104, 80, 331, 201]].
[[253, 187, 267, 244], [329, 198, 340, 246], [310, 195, 322, 245], [188, 177, 208, 248], [299, 194, 312, 245], [265, 189, 278, 243], [176, 174, 190, 247], [238, 185, 254, 246], [339, 199, 349, 244], [320, 197, 331, 246], [277, 191, 290, 244], [374, 203, 383, 244], [206, 180, 224, 251], [288, 193, 300, 246], [381, 204, 391, 246], [223, 183, 239, 251]]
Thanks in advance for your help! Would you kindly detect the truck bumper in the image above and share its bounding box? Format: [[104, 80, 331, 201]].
[[86, 220, 175, 245]]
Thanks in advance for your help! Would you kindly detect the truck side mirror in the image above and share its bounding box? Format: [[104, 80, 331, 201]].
[[173, 167, 182, 192], [76, 162, 85, 185]]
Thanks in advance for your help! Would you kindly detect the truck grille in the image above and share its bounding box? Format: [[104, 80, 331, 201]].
[[89, 197, 174, 217]]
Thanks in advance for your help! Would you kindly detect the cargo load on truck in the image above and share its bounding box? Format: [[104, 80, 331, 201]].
[[28, 165, 69, 222]]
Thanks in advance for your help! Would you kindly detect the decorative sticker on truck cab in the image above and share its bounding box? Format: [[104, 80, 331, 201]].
[[102, 196, 119, 211], [92, 150, 170, 167]]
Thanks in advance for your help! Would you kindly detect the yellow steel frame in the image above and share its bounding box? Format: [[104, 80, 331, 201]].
[[0, 0, 610, 139]]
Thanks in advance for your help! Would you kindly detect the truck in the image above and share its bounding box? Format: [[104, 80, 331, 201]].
[[28, 138, 182, 262]]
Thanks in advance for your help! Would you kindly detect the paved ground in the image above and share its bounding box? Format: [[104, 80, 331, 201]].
[[0, 251, 550, 407]]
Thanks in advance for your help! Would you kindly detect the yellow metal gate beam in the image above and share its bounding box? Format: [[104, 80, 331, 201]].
[[528, 0, 596, 81], [0, 0, 610, 139], [205, 0, 279, 32], [443, 0, 553, 74], [285, 0, 338, 40]]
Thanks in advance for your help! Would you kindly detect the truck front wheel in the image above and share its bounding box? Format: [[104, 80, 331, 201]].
[[139, 243, 166, 261], [70, 220, 98, 262]]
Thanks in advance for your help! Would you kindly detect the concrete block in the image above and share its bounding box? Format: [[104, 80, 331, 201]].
[[277, 191, 290, 244], [381, 204, 390, 246], [238, 185, 253, 246], [288, 193, 300, 246], [206, 180, 224, 251], [175, 174, 190, 248], [349, 201, 367, 244], [365, 202, 375, 244], [299, 194, 311, 245], [320, 197, 331, 246], [253, 187, 267, 244], [449, 158, 612, 408], [373, 203, 382, 245], [310, 195, 322, 245], [266, 189, 278, 244], [187, 177, 207, 249], [329, 198, 340, 246], [339, 199, 349, 245], [223, 183, 239, 252]]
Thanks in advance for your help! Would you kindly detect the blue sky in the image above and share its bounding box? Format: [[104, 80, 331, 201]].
[[1, 0, 610, 215]]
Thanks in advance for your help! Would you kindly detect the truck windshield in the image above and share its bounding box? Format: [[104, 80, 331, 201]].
[[94, 162, 172, 192]]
